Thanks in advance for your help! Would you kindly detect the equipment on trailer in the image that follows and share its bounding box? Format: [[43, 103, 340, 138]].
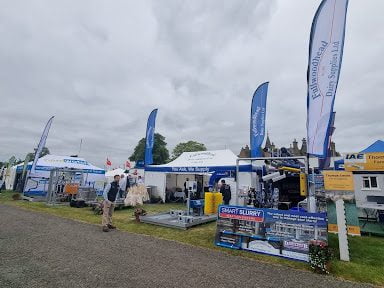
[[46, 168, 97, 205]]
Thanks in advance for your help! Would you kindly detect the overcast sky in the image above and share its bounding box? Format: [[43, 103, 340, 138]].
[[0, 0, 383, 167]]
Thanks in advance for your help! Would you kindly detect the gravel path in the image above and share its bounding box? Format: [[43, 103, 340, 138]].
[[0, 204, 371, 288]]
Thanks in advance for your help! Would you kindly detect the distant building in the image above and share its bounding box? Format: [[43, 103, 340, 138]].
[[263, 135, 340, 157], [239, 135, 340, 159], [238, 145, 251, 158]]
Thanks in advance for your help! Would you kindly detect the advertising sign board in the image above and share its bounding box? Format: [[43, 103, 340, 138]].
[[323, 171, 354, 191], [215, 205, 327, 262], [344, 153, 384, 171]]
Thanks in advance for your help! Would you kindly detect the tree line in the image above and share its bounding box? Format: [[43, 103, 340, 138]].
[[0, 136, 205, 169], [0, 147, 50, 169], [129, 133, 206, 165]]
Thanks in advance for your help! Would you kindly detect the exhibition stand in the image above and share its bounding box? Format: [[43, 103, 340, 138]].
[[139, 180, 218, 229], [214, 156, 328, 262]]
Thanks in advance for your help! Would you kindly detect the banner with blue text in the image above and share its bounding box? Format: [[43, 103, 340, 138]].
[[215, 205, 327, 262], [250, 82, 268, 157], [307, 0, 348, 157], [145, 109, 158, 165]]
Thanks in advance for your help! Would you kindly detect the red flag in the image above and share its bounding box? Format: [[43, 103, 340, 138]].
[[106, 158, 112, 166], [126, 161, 131, 168]]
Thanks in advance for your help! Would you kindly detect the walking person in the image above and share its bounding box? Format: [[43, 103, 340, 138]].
[[102, 174, 121, 232], [220, 179, 231, 205]]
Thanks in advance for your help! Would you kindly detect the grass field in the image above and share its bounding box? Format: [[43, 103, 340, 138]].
[[1, 190, 383, 286]]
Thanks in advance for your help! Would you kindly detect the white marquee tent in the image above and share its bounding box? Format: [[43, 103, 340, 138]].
[[105, 168, 127, 182], [6, 155, 105, 196], [144, 150, 256, 203]]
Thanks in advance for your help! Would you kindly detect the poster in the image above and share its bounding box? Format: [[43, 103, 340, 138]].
[[344, 152, 384, 171], [215, 205, 327, 262], [323, 171, 354, 191]]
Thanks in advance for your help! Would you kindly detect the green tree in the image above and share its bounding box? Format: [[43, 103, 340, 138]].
[[172, 140, 207, 160], [26, 147, 50, 161], [41, 147, 50, 157], [129, 133, 169, 165]]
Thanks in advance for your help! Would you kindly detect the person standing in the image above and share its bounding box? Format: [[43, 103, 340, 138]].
[[119, 174, 127, 199], [220, 179, 231, 205], [126, 174, 131, 191], [102, 174, 120, 232], [183, 177, 189, 198]]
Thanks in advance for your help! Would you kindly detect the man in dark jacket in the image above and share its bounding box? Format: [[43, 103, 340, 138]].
[[220, 179, 231, 205], [102, 175, 121, 232]]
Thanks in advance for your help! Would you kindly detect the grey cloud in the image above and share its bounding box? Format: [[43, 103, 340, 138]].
[[0, 0, 383, 167]]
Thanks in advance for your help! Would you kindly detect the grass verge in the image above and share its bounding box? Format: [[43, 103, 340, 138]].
[[1, 190, 383, 286]]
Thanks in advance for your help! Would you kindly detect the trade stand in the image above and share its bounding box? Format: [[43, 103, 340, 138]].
[[14, 155, 105, 201], [214, 156, 328, 262], [46, 168, 99, 206], [144, 150, 255, 204], [139, 180, 217, 229], [327, 141, 384, 236], [140, 150, 259, 229]]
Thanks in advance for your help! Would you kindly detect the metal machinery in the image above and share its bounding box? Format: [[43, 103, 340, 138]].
[[46, 168, 97, 205], [186, 180, 204, 216], [235, 156, 320, 213], [140, 180, 216, 229]]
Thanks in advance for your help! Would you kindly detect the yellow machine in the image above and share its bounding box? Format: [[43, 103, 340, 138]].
[[300, 173, 307, 196], [213, 192, 223, 213], [204, 192, 215, 214], [204, 192, 223, 214], [279, 166, 301, 173]]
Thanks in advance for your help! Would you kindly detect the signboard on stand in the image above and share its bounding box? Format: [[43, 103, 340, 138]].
[[323, 171, 354, 191], [344, 152, 384, 171], [215, 205, 327, 262], [322, 171, 360, 236]]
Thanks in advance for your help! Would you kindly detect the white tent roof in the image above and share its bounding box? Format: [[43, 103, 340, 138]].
[[14, 154, 104, 172], [154, 150, 238, 168], [105, 168, 126, 177]]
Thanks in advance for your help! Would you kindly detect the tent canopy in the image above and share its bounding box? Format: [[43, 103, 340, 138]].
[[16, 154, 104, 174], [105, 168, 127, 177], [145, 149, 252, 173], [361, 140, 384, 153]]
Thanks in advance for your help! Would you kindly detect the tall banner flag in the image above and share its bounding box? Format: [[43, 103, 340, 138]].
[[250, 82, 269, 157], [17, 153, 32, 192], [319, 112, 336, 169], [307, 0, 348, 157], [30, 116, 54, 175], [145, 109, 158, 165]]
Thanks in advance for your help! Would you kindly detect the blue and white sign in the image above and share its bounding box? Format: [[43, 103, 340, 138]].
[[219, 206, 264, 222], [250, 82, 268, 157], [307, 0, 348, 157], [215, 205, 327, 262], [145, 109, 158, 165]]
